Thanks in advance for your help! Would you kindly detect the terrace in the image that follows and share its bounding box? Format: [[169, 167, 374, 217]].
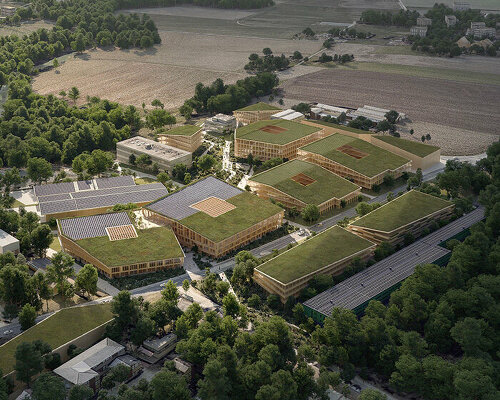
[[236, 119, 320, 145], [250, 159, 360, 205]]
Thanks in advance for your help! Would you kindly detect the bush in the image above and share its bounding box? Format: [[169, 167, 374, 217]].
[[248, 294, 261, 308]]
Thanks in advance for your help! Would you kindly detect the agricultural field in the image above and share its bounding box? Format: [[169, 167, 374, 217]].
[[0, 20, 54, 37], [280, 68, 500, 155], [402, 0, 500, 11]]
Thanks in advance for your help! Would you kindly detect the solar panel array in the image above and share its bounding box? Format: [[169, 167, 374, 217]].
[[70, 183, 165, 199], [304, 207, 485, 315], [59, 212, 132, 240], [34, 181, 76, 197], [77, 180, 93, 191], [37, 193, 72, 202], [95, 176, 135, 189], [147, 176, 242, 220]]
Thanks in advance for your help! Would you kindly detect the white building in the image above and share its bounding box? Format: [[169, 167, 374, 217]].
[[410, 26, 428, 37], [445, 15, 457, 27], [1, 5, 16, 16], [350, 105, 406, 123], [0, 229, 19, 254], [417, 17, 432, 27], [204, 114, 236, 134], [467, 22, 496, 39], [270, 109, 304, 121], [453, 1, 470, 11], [310, 104, 350, 120]]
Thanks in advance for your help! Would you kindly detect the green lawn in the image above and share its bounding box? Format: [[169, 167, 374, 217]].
[[163, 125, 201, 136], [374, 135, 440, 157], [306, 120, 374, 135], [0, 303, 113, 375], [251, 160, 360, 205], [49, 236, 62, 252], [180, 192, 283, 243], [236, 119, 320, 145], [135, 177, 158, 185], [236, 102, 281, 112], [300, 134, 410, 177], [76, 227, 183, 267], [256, 226, 374, 283], [351, 190, 453, 232]]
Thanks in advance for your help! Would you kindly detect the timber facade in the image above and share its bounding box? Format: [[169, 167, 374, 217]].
[[158, 128, 203, 153], [233, 109, 280, 125]]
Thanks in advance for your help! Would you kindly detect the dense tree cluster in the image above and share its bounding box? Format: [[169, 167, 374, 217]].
[[183, 73, 279, 115], [360, 9, 420, 27], [244, 48, 290, 73]]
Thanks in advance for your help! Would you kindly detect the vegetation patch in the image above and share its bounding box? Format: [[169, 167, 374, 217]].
[[236, 102, 281, 112], [236, 119, 320, 145], [374, 135, 440, 157]]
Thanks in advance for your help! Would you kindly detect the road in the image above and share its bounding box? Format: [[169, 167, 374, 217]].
[[0, 312, 54, 343]]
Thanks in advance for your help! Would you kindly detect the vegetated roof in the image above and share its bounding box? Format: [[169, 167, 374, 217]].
[[300, 134, 410, 177], [59, 212, 132, 240], [373, 135, 440, 157], [351, 190, 453, 232], [236, 119, 320, 145], [0, 303, 113, 375], [236, 102, 281, 112], [256, 226, 374, 284], [308, 120, 373, 134], [163, 125, 201, 136], [250, 160, 360, 205], [76, 226, 183, 267], [146, 176, 283, 242]]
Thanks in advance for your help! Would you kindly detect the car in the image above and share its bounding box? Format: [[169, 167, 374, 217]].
[[351, 384, 362, 393], [3, 330, 13, 335]]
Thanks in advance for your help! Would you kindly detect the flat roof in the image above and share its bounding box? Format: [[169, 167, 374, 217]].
[[0, 229, 18, 246], [373, 135, 440, 157], [146, 177, 283, 242], [307, 120, 373, 135], [34, 176, 135, 197], [256, 226, 374, 284], [59, 212, 133, 240], [250, 160, 360, 205], [236, 102, 281, 112], [300, 133, 410, 177], [304, 207, 485, 314], [163, 125, 201, 136], [117, 137, 191, 160], [236, 119, 320, 145], [350, 190, 453, 232]]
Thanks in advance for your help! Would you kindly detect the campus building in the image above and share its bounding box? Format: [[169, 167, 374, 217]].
[[143, 177, 284, 258], [233, 102, 282, 125], [347, 190, 454, 246], [248, 160, 361, 214], [116, 136, 192, 172], [34, 176, 168, 221], [253, 226, 376, 301], [0, 229, 19, 254], [158, 125, 203, 153], [204, 114, 236, 134], [410, 26, 428, 37], [297, 133, 411, 189], [58, 212, 184, 278], [310, 104, 351, 120], [234, 119, 330, 161]]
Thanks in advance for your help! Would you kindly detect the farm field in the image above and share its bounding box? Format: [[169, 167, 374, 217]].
[[280, 68, 500, 155], [33, 30, 321, 108], [402, 0, 500, 11], [0, 20, 54, 37]]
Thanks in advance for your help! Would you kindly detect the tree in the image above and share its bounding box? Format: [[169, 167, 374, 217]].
[[359, 389, 387, 400], [75, 264, 98, 298], [32, 372, 66, 400], [18, 303, 36, 331], [46, 252, 74, 297], [182, 279, 190, 292], [68, 87, 80, 105], [151, 99, 164, 109], [198, 359, 231, 400], [68, 385, 93, 400], [179, 104, 193, 120], [150, 369, 191, 400], [301, 204, 319, 222], [184, 173, 192, 184], [27, 158, 53, 184], [198, 154, 216, 172], [157, 172, 170, 184], [0, 370, 7, 400], [222, 293, 240, 317], [30, 224, 54, 257], [146, 109, 176, 130], [161, 280, 179, 303], [385, 110, 399, 124], [131, 317, 155, 346], [293, 51, 303, 60], [15, 342, 44, 387]]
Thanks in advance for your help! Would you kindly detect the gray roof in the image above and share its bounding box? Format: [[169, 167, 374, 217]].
[[59, 212, 132, 240], [54, 338, 124, 385], [0, 229, 18, 246], [34, 176, 136, 198], [304, 207, 485, 316], [94, 175, 135, 189], [146, 176, 242, 220], [34, 181, 76, 196]]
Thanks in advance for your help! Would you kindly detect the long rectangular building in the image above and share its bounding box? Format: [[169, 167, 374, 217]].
[[235, 119, 330, 161], [233, 102, 282, 124], [143, 177, 284, 258], [254, 226, 375, 301], [158, 125, 203, 153]]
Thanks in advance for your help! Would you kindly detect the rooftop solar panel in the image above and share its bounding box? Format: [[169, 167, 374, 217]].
[[94, 176, 135, 189], [39, 199, 77, 215], [37, 193, 72, 203], [59, 212, 132, 240], [77, 180, 93, 191], [71, 183, 166, 199], [147, 176, 242, 220], [34, 182, 76, 197]]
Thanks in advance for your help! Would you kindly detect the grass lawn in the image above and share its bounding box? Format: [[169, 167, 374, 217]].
[[180, 192, 283, 243], [49, 236, 62, 252], [236, 102, 281, 112], [162, 125, 201, 136], [76, 227, 183, 267], [373, 135, 440, 157], [0, 303, 113, 375], [251, 160, 360, 205], [236, 119, 320, 145], [351, 190, 453, 232], [306, 120, 373, 135], [135, 177, 158, 185], [300, 134, 410, 177], [256, 226, 374, 283]]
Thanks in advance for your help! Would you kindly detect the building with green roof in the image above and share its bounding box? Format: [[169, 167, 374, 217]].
[[254, 226, 375, 301], [298, 133, 411, 188], [159, 124, 203, 153], [249, 160, 361, 213], [234, 102, 282, 124]]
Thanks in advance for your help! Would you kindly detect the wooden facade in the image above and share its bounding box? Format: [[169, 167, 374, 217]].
[[158, 129, 203, 153], [142, 208, 284, 258], [297, 149, 411, 189], [233, 109, 279, 125]]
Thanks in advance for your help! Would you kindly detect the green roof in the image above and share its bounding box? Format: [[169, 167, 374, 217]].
[[237, 102, 281, 112], [256, 226, 374, 284], [164, 125, 201, 136], [300, 134, 410, 177], [374, 135, 440, 157], [351, 190, 453, 232], [308, 120, 374, 134], [180, 191, 283, 242], [251, 160, 359, 205], [236, 119, 320, 145], [77, 227, 183, 267]]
